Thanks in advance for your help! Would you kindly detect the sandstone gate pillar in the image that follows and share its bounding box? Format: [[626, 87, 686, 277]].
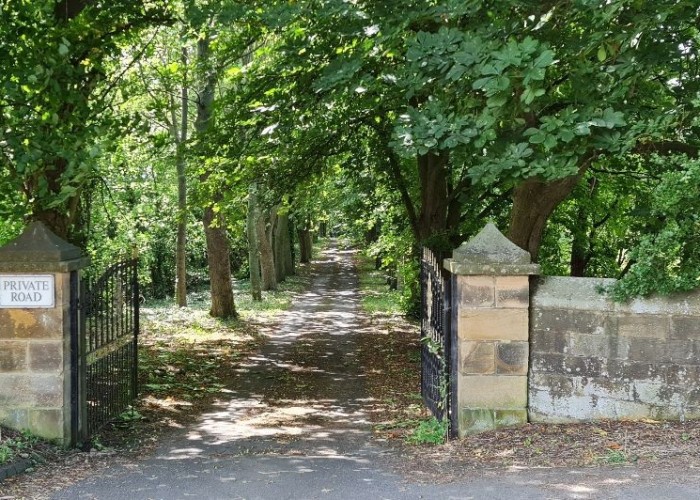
[[444, 223, 539, 436], [0, 222, 89, 445]]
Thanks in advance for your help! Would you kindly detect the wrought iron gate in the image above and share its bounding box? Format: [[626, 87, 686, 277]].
[[72, 259, 139, 443], [420, 248, 455, 437]]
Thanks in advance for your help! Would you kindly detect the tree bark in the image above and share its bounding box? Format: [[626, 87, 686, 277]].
[[509, 174, 583, 261], [257, 209, 277, 291], [298, 227, 313, 263], [273, 208, 294, 280], [196, 32, 236, 318], [246, 185, 262, 301], [203, 206, 237, 317], [271, 208, 285, 282], [416, 151, 450, 243], [175, 47, 188, 308]]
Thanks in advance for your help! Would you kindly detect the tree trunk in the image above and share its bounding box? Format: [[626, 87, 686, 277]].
[[298, 228, 313, 263], [196, 33, 236, 318], [273, 209, 294, 279], [271, 208, 285, 282], [416, 151, 450, 243], [203, 206, 237, 317], [570, 203, 589, 277], [175, 47, 188, 308], [257, 209, 277, 291], [509, 175, 583, 261], [247, 185, 262, 301]]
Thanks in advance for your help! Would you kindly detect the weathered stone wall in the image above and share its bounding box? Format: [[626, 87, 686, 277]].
[[530, 277, 700, 422]]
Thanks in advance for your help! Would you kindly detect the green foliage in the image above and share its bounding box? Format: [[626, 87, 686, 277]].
[[0, 429, 40, 466], [357, 255, 403, 316], [405, 417, 448, 446], [611, 157, 700, 300]]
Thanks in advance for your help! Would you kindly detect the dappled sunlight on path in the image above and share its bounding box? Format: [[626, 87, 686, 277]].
[[154, 244, 387, 465]]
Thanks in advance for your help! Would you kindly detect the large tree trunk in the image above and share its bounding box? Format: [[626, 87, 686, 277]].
[[257, 209, 277, 291], [273, 209, 294, 280], [298, 227, 313, 264], [175, 47, 188, 308], [196, 33, 236, 318], [509, 175, 583, 261], [246, 185, 262, 301], [203, 206, 237, 317], [416, 151, 450, 243]]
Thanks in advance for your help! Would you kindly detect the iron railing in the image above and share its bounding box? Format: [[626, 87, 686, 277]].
[[420, 248, 454, 437]]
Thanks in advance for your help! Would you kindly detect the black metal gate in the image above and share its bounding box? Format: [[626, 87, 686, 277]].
[[420, 248, 455, 437], [72, 259, 139, 443]]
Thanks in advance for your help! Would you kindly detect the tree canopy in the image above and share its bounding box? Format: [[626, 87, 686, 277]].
[[1, 0, 699, 309]]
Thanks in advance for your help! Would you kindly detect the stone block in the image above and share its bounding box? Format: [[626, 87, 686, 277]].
[[531, 277, 616, 311], [0, 340, 28, 372], [0, 375, 30, 405], [28, 409, 63, 441], [671, 317, 700, 341], [563, 355, 604, 377], [0, 374, 63, 407], [459, 408, 495, 435], [496, 342, 528, 374], [607, 360, 657, 382], [618, 315, 669, 340], [458, 309, 528, 341], [530, 330, 567, 354], [531, 308, 615, 336], [457, 275, 494, 308], [528, 372, 575, 399], [29, 341, 63, 372], [495, 409, 528, 427], [457, 408, 526, 435], [458, 374, 527, 408], [567, 333, 611, 359], [531, 353, 604, 377], [626, 338, 667, 363], [460, 341, 495, 374], [665, 340, 695, 364], [31, 374, 64, 407], [0, 309, 63, 339], [530, 352, 566, 373], [495, 276, 529, 309], [0, 407, 28, 430]]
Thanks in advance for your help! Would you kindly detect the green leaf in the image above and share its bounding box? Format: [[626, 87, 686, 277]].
[[597, 46, 607, 62], [533, 50, 555, 69]]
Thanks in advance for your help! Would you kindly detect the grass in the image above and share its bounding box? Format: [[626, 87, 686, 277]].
[[405, 417, 448, 445], [356, 253, 403, 315]]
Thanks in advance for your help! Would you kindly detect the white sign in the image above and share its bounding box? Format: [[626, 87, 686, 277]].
[[0, 275, 55, 308]]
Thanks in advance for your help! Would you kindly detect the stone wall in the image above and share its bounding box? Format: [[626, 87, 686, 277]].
[[530, 276, 700, 422]]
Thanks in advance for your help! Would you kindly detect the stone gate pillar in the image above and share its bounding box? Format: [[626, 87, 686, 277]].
[[444, 223, 539, 436], [0, 222, 89, 445]]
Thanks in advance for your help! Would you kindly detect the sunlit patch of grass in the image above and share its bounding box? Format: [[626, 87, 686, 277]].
[[356, 254, 402, 315]]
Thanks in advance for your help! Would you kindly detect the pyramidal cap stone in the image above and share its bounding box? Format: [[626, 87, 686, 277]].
[[445, 223, 540, 276], [0, 221, 89, 273]]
